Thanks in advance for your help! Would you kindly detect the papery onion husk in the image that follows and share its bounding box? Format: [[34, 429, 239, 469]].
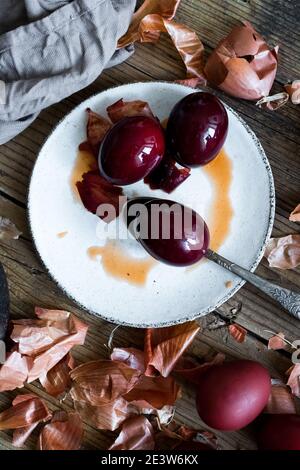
[[139, 14, 206, 80], [175, 77, 206, 88], [76, 170, 124, 221], [12, 423, 39, 448], [79, 108, 111, 157], [109, 416, 155, 450], [289, 204, 300, 222], [38, 411, 83, 450], [110, 348, 146, 373], [123, 375, 181, 410], [256, 92, 289, 111], [285, 80, 300, 104], [268, 333, 287, 351], [144, 152, 190, 193], [174, 353, 225, 384], [118, 0, 181, 48], [70, 360, 141, 405], [204, 21, 278, 100], [0, 351, 31, 392], [74, 397, 132, 432], [39, 353, 75, 397], [264, 235, 300, 269], [228, 324, 247, 343], [106, 99, 155, 123], [0, 394, 51, 431], [11, 394, 52, 448], [265, 382, 297, 414], [154, 422, 217, 450], [0, 308, 88, 394], [119, 8, 205, 82], [14, 308, 88, 384], [286, 364, 300, 398], [0, 217, 22, 240], [144, 321, 200, 377]]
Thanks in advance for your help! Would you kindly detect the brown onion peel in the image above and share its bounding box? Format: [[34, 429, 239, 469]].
[[73, 397, 132, 432], [204, 21, 278, 100], [0, 394, 51, 447], [228, 324, 247, 343], [121, 8, 280, 100], [267, 332, 287, 351], [0, 308, 88, 394], [174, 353, 225, 384], [109, 416, 155, 450], [285, 80, 300, 104], [286, 364, 300, 398], [38, 411, 83, 450], [154, 421, 217, 450], [123, 375, 181, 410], [81, 108, 111, 157], [265, 382, 297, 414], [289, 204, 300, 222], [0, 351, 31, 392], [70, 360, 142, 431], [106, 99, 155, 123], [118, 10, 206, 83], [144, 321, 200, 377], [118, 0, 181, 48], [39, 353, 75, 397], [110, 347, 146, 373], [256, 92, 289, 111], [70, 360, 141, 405], [265, 235, 300, 270]]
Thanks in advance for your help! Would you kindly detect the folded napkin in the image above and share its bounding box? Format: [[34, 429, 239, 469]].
[[0, 0, 136, 144]]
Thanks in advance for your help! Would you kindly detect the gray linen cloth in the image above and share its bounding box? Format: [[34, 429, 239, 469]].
[[0, 0, 136, 144]]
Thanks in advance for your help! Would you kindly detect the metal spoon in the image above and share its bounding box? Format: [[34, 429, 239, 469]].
[[125, 197, 300, 320], [205, 249, 300, 321]]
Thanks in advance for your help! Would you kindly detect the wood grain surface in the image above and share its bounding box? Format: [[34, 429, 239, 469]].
[[0, 0, 299, 450]]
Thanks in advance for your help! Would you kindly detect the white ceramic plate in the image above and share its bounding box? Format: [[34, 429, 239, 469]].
[[28, 82, 275, 327]]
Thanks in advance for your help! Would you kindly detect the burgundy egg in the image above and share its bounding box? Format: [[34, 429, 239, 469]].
[[196, 360, 271, 431], [127, 197, 210, 267], [257, 415, 300, 450], [99, 116, 165, 185], [167, 92, 228, 167]]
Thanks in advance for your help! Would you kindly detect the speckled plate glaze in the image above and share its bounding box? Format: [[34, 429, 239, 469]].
[[28, 82, 275, 327]]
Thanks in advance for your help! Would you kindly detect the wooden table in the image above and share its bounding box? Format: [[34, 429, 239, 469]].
[[0, 0, 299, 450]]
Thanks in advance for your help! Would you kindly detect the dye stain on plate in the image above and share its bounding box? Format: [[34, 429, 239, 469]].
[[71, 150, 97, 198], [87, 242, 156, 286], [203, 149, 233, 251]]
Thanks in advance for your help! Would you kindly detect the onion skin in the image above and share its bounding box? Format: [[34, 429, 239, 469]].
[[257, 415, 300, 450], [99, 116, 165, 185], [196, 360, 271, 431]]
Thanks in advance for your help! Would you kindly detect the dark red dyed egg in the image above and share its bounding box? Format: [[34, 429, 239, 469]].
[[196, 360, 271, 431], [167, 92, 228, 167], [99, 116, 165, 185], [257, 415, 300, 450], [127, 198, 210, 267]]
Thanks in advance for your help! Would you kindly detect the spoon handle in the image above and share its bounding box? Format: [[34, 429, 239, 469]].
[[205, 249, 300, 320]]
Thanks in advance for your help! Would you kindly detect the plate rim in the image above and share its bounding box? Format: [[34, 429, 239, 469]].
[[28, 81, 276, 328]]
